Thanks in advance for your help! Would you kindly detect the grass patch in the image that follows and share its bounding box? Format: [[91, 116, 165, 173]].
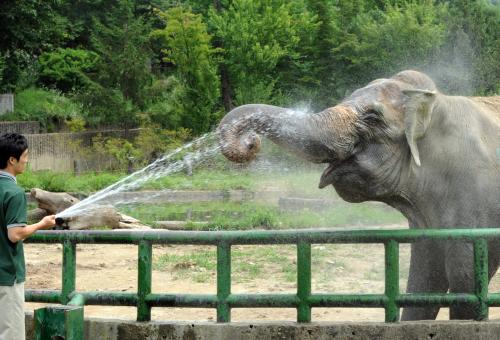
[[18, 169, 124, 193], [118, 200, 405, 230], [17, 167, 324, 194], [154, 245, 296, 284]]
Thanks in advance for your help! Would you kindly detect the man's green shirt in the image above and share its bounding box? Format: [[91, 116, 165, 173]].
[[0, 171, 27, 286]]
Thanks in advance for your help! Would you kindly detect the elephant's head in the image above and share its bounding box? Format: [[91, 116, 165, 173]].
[[218, 70, 439, 203]]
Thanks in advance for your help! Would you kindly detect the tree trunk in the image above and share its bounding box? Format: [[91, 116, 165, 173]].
[[213, 0, 233, 112]]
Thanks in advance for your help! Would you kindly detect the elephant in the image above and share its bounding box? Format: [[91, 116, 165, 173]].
[[217, 70, 500, 321]]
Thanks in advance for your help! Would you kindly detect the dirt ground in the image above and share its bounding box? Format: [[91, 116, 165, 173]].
[[24, 227, 500, 323]]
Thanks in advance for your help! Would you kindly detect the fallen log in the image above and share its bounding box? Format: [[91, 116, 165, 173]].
[[28, 188, 150, 230], [155, 221, 207, 230], [31, 188, 79, 214]]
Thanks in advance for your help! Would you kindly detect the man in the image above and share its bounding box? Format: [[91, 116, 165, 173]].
[[0, 133, 55, 340]]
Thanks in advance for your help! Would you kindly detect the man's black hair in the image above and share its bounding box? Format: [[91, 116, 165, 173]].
[[0, 133, 28, 169]]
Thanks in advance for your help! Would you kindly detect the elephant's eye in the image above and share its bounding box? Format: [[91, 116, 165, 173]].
[[362, 110, 382, 125]]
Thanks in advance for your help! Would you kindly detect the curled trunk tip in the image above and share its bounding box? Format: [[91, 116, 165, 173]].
[[218, 126, 262, 163]]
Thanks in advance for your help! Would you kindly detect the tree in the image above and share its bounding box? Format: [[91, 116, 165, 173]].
[[209, 0, 317, 106], [331, 0, 447, 95], [297, 0, 336, 108], [38, 48, 99, 92], [152, 6, 221, 134], [78, 0, 153, 127], [0, 0, 69, 91], [443, 0, 500, 94]]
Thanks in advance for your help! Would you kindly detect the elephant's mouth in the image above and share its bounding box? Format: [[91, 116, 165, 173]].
[[319, 160, 344, 189]]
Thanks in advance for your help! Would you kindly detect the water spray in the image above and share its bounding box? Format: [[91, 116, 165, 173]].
[[55, 132, 221, 226]]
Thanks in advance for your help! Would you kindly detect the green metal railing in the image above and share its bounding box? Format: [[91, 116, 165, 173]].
[[25, 228, 500, 323]]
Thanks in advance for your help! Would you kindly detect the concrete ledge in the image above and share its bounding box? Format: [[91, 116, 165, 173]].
[[25, 313, 500, 340]]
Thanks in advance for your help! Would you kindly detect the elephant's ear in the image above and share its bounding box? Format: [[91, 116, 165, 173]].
[[402, 89, 436, 167]]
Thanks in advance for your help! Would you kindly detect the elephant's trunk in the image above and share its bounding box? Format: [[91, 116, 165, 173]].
[[217, 104, 353, 164]]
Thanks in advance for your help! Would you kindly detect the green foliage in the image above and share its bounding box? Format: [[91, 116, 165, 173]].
[[443, 0, 500, 94], [143, 77, 185, 129], [77, 0, 153, 127], [67, 126, 192, 172], [38, 48, 99, 92], [209, 0, 318, 105], [134, 126, 192, 164], [0, 0, 69, 91], [331, 0, 447, 91], [152, 6, 221, 134], [2, 88, 83, 132], [1, 0, 499, 130]]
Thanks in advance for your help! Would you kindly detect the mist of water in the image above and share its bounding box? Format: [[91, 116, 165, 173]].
[[54, 105, 326, 222]]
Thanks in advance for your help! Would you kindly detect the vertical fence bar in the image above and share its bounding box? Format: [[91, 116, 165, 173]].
[[297, 241, 311, 322], [473, 238, 489, 321], [384, 240, 399, 322], [137, 240, 152, 321], [61, 240, 76, 304], [217, 242, 231, 322]]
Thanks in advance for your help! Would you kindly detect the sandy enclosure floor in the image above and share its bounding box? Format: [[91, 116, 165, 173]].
[[24, 228, 500, 323]]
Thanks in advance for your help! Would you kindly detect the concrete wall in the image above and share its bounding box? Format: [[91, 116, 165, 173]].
[[0, 121, 40, 134], [25, 129, 140, 172], [0, 94, 14, 114], [24, 313, 500, 340]]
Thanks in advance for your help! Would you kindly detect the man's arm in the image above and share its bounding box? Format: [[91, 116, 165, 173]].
[[8, 215, 56, 243]]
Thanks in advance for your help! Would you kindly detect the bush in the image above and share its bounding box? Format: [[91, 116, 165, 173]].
[[144, 77, 185, 130], [77, 83, 138, 128], [2, 88, 83, 132]]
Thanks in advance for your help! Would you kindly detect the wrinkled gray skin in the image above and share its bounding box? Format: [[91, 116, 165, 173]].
[[218, 70, 500, 320]]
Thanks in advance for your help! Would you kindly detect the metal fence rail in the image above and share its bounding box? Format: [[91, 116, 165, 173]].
[[25, 228, 500, 323]]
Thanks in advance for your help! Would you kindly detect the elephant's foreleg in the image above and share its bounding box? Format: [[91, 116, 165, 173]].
[[446, 241, 476, 319], [401, 240, 448, 321], [447, 242, 499, 320]]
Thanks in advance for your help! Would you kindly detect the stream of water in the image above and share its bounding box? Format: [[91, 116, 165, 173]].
[[56, 132, 221, 220]]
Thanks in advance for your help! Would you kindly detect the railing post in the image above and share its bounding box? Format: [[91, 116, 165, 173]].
[[137, 240, 152, 321], [473, 238, 489, 321], [384, 240, 399, 322], [297, 241, 311, 322], [217, 242, 231, 322], [61, 240, 76, 305]]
